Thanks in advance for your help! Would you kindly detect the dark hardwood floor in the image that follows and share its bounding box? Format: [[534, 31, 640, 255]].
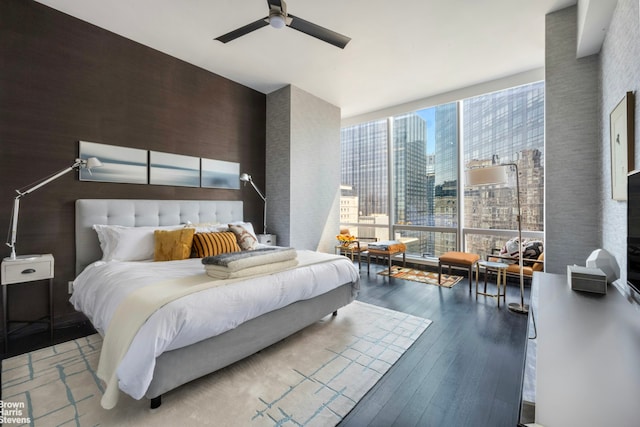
[[340, 261, 531, 427], [1, 319, 95, 359], [1, 261, 531, 427]]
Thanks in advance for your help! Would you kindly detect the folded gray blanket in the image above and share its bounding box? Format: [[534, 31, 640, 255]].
[[201, 247, 297, 271], [368, 240, 401, 251]]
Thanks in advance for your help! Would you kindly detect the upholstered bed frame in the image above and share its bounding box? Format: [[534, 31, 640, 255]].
[[75, 199, 356, 408]]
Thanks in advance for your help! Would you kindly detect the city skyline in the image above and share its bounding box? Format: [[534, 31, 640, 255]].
[[340, 82, 545, 258]]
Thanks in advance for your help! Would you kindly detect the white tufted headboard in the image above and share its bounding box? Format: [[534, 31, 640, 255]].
[[75, 199, 243, 275]]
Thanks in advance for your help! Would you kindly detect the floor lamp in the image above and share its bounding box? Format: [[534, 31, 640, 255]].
[[465, 163, 528, 314], [6, 157, 102, 261], [239, 173, 267, 234]]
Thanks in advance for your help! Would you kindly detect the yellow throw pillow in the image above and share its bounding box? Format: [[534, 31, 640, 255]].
[[192, 232, 241, 258], [154, 228, 195, 262]]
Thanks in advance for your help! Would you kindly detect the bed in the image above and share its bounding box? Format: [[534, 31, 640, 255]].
[[72, 199, 359, 409]]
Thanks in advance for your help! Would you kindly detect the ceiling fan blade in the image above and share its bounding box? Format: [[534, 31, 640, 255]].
[[287, 14, 351, 49], [214, 18, 269, 44]]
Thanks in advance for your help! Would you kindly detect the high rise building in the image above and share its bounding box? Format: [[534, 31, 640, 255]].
[[339, 185, 359, 236], [393, 113, 428, 226], [340, 120, 388, 218], [433, 103, 459, 229]]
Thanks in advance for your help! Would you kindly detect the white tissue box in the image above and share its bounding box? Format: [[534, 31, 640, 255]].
[[567, 265, 607, 294]]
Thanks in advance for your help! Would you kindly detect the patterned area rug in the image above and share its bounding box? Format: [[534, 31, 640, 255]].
[[1, 301, 431, 427], [378, 266, 463, 288]]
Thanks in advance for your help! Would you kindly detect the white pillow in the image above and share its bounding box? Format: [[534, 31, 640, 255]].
[[93, 224, 116, 258], [183, 222, 226, 234], [93, 224, 182, 261]]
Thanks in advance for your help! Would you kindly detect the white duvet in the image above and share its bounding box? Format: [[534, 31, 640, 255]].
[[70, 250, 359, 401]]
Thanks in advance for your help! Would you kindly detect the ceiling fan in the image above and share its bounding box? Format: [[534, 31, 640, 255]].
[[214, 0, 351, 49]]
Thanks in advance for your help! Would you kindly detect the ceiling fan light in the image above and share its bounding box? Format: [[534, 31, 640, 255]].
[[269, 13, 286, 29]]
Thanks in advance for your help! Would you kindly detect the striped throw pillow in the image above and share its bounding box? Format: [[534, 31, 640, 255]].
[[192, 232, 241, 258]]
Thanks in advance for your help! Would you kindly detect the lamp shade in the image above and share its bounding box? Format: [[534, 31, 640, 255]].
[[465, 165, 509, 186], [239, 173, 251, 182]]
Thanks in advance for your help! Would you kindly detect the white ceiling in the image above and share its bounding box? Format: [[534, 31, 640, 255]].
[[34, 0, 613, 119]]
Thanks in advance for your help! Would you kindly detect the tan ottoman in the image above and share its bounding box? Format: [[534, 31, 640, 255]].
[[438, 251, 480, 291], [367, 241, 407, 273]]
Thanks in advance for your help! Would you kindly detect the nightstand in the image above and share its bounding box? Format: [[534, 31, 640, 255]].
[[1, 254, 54, 353], [257, 234, 277, 246]]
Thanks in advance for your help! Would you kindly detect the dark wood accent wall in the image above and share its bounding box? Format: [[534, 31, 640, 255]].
[[0, 1, 266, 327]]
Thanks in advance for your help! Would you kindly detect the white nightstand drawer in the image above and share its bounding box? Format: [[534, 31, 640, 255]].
[[257, 234, 276, 246], [1, 254, 54, 285]]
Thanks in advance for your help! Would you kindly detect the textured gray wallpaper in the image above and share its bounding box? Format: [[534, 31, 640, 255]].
[[266, 86, 292, 246], [600, 0, 640, 286], [266, 85, 341, 252], [545, 6, 600, 273]]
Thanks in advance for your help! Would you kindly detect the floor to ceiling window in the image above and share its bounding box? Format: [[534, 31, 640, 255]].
[[463, 82, 545, 260], [391, 103, 458, 257], [340, 81, 544, 261]]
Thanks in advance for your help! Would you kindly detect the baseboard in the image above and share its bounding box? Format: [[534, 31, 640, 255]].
[[520, 400, 536, 425]]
